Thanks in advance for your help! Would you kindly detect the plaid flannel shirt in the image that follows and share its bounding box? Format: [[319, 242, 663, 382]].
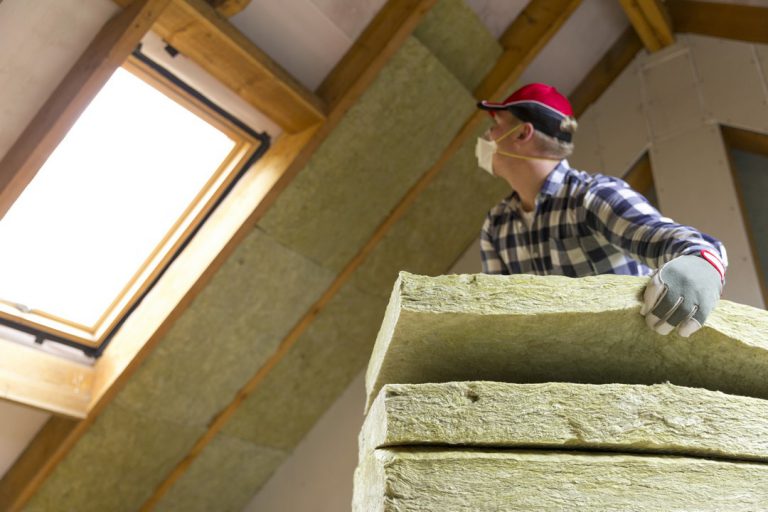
[[481, 162, 728, 277]]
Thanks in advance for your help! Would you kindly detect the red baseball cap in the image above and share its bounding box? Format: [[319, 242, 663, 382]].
[[478, 83, 575, 142]]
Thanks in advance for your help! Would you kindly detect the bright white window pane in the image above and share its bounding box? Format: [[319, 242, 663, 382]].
[[0, 67, 236, 326]]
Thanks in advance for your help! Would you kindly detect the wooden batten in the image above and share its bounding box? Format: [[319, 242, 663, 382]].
[[152, 0, 326, 133], [0, 0, 170, 220], [668, 0, 768, 45], [570, 27, 644, 118], [619, 0, 675, 53]]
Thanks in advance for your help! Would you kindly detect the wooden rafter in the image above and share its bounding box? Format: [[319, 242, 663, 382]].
[[0, 0, 170, 221], [619, 0, 675, 53], [668, 0, 768, 44], [206, 0, 250, 17], [138, 0, 582, 509], [570, 27, 644, 118], [114, 0, 252, 17]]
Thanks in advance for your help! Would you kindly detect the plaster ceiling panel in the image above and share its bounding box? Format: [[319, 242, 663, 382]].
[[230, 0, 352, 91], [308, 0, 386, 41], [569, 105, 605, 173], [350, 126, 507, 298], [113, 227, 335, 428], [154, 435, 287, 512], [518, 0, 629, 96], [596, 58, 650, 176], [23, 405, 206, 512], [641, 40, 706, 142], [689, 35, 768, 133], [464, 0, 527, 39], [0, 401, 49, 480], [0, 0, 118, 159], [413, 0, 502, 91], [258, 37, 476, 272]]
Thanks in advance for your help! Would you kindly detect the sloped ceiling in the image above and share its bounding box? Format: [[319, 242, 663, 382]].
[[1, 0, 764, 511]]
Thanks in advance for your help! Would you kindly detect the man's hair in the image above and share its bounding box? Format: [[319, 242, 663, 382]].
[[531, 116, 578, 159]]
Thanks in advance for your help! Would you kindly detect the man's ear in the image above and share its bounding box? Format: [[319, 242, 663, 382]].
[[518, 122, 535, 142]]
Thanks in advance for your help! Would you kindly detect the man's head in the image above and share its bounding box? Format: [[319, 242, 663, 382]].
[[478, 83, 578, 162]]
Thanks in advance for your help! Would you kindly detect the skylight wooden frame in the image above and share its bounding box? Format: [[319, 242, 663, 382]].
[[0, 0, 325, 350], [0, 55, 261, 349]]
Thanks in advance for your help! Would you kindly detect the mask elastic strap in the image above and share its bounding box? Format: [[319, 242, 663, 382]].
[[496, 150, 561, 162], [493, 124, 522, 143]]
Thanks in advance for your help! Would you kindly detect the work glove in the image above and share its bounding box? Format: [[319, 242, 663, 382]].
[[640, 251, 725, 337]]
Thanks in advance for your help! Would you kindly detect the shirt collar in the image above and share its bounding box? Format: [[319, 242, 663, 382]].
[[539, 159, 569, 197], [502, 159, 569, 213]]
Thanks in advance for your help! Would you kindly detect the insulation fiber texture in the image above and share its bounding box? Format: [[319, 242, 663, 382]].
[[353, 448, 768, 511], [362, 381, 768, 462], [365, 272, 768, 410]]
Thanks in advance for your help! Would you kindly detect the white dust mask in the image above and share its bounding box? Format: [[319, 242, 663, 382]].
[[475, 137, 497, 175], [475, 124, 521, 175]]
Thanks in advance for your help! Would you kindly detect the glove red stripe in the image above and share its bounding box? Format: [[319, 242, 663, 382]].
[[700, 249, 725, 283]]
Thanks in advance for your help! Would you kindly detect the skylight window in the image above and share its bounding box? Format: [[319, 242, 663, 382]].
[[0, 59, 265, 350]]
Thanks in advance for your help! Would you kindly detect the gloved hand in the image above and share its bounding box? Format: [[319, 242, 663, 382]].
[[640, 252, 724, 337]]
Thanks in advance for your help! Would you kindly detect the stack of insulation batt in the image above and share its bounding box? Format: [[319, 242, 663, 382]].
[[353, 272, 768, 511]]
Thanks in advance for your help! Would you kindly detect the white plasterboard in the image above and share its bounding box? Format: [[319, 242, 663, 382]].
[[309, 0, 387, 41], [641, 41, 706, 142], [519, 0, 630, 96], [570, 106, 605, 173], [689, 35, 768, 133], [230, 0, 354, 91], [0, 0, 119, 160], [464, 0, 527, 40], [596, 58, 650, 175], [0, 400, 50, 480]]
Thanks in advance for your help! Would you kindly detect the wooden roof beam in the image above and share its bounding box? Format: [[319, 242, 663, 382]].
[[619, 0, 675, 53], [115, 0, 252, 17], [206, 0, 251, 17], [667, 0, 768, 44]]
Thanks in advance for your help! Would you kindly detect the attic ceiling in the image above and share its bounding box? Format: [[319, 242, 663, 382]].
[[1, 0, 767, 510]]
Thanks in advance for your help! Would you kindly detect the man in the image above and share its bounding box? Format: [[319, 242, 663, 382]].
[[476, 83, 726, 338]]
